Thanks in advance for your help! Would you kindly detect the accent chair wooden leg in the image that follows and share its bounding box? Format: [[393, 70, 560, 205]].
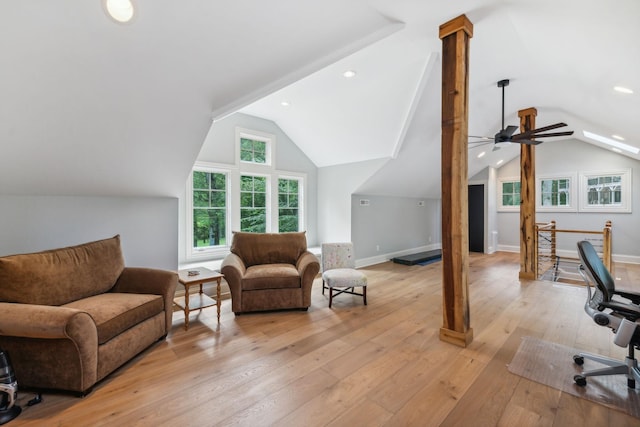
[[329, 287, 333, 308], [322, 279, 325, 295], [363, 286, 367, 305]]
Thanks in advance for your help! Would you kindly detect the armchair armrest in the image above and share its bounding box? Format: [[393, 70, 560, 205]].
[[297, 251, 320, 281], [221, 253, 247, 314], [112, 267, 178, 334], [297, 251, 320, 305]]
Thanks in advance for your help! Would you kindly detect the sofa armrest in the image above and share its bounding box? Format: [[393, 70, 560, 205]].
[[112, 267, 178, 334], [220, 253, 246, 314], [0, 302, 96, 340], [0, 302, 99, 392]]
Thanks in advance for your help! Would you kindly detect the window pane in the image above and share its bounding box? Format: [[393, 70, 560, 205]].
[[254, 176, 266, 192], [193, 171, 208, 189], [193, 190, 209, 208]]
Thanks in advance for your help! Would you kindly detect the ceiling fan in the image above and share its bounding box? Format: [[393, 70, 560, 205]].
[[469, 79, 574, 150]]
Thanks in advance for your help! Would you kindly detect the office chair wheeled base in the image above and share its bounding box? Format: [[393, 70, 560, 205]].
[[573, 350, 640, 388]]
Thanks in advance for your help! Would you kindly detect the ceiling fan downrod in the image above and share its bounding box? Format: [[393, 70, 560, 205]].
[[498, 79, 509, 131]]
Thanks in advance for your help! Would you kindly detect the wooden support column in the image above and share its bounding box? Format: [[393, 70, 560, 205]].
[[439, 14, 473, 347], [518, 107, 537, 280]]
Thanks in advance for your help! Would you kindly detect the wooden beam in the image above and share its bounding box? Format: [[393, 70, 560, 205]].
[[439, 14, 474, 347], [518, 107, 537, 280]]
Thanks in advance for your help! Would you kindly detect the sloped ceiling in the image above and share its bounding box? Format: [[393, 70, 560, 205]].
[[1, 1, 639, 200]]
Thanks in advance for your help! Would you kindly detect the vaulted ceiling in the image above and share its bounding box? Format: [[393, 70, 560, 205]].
[[1, 1, 638, 199]]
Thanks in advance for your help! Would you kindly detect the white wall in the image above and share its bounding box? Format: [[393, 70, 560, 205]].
[[317, 158, 388, 244], [495, 139, 640, 261], [0, 195, 178, 269], [351, 194, 441, 265]]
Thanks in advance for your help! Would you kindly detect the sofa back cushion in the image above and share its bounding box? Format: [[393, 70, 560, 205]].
[[230, 232, 307, 267], [0, 235, 125, 306]]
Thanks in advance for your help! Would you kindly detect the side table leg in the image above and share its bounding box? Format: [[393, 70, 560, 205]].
[[216, 278, 221, 323], [184, 284, 190, 331]]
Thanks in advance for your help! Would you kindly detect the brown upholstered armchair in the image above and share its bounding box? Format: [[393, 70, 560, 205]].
[[221, 232, 320, 314]]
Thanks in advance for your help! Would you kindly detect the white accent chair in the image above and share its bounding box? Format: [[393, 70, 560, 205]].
[[321, 243, 367, 308]]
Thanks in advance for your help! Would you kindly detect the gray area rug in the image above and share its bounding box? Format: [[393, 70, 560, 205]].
[[508, 336, 640, 419]]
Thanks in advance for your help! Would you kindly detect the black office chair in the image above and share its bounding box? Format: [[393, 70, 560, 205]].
[[574, 240, 640, 388]]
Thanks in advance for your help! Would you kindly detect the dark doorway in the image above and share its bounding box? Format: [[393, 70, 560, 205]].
[[468, 184, 484, 253]]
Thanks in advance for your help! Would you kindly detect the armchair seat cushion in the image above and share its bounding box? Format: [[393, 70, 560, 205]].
[[64, 293, 164, 344], [243, 264, 301, 291]]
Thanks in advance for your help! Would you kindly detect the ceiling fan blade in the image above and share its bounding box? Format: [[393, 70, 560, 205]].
[[504, 125, 518, 137], [469, 135, 493, 140], [516, 122, 568, 138], [512, 130, 574, 141]]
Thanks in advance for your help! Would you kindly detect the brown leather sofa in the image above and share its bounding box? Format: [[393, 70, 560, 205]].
[[0, 235, 177, 395], [221, 231, 320, 314]]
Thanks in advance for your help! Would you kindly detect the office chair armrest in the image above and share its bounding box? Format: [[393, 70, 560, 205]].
[[614, 290, 640, 305], [602, 300, 640, 320]]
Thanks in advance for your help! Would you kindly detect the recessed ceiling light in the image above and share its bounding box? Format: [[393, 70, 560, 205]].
[[496, 159, 504, 165], [612, 134, 625, 141], [103, 0, 135, 23], [613, 86, 633, 94], [280, 101, 290, 107], [612, 147, 623, 153], [343, 70, 356, 78], [477, 151, 486, 158], [583, 130, 640, 154]]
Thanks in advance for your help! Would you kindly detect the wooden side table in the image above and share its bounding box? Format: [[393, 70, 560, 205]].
[[175, 267, 224, 330]]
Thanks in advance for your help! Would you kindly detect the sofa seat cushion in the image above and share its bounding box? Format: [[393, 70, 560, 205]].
[[64, 293, 164, 344], [243, 264, 301, 291]]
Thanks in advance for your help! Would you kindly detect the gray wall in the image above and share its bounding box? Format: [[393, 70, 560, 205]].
[[178, 112, 318, 264], [351, 194, 441, 263], [496, 139, 640, 260], [0, 196, 178, 269]]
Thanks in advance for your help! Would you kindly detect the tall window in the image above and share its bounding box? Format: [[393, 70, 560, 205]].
[[240, 175, 267, 232], [192, 170, 227, 249], [278, 178, 300, 232]]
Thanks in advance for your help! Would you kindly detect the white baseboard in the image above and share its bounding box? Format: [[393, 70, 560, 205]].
[[356, 244, 442, 268]]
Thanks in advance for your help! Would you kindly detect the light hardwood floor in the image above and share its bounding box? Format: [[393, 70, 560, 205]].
[[9, 252, 640, 426]]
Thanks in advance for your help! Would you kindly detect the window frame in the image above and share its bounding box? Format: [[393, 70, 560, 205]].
[[536, 173, 577, 212], [186, 164, 232, 260], [239, 172, 270, 233], [277, 174, 304, 232], [579, 169, 632, 213], [235, 127, 275, 167], [497, 177, 521, 212]]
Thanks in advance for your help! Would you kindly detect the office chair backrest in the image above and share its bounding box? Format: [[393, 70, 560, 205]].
[[577, 240, 616, 303]]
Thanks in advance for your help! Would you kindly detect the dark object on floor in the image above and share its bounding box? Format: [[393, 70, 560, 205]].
[[0, 348, 21, 425], [392, 249, 442, 266]]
